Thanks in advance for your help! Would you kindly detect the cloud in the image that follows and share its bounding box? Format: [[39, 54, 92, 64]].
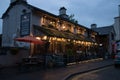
[[28, 0, 70, 15], [66, 0, 119, 27]]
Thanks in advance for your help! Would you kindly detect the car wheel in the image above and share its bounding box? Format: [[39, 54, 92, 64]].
[[114, 64, 119, 68]]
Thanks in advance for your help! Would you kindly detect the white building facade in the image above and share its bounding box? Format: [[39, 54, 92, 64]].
[[1, 0, 32, 66], [114, 5, 120, 41], [114, 17, 120, 41], [2, 0, 31, 47]]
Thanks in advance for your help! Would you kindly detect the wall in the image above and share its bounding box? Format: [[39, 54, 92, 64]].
[[2, 4, 31, 47], [32, 13, 41, 26], [114, 17, 120, 41], [0, 49, 29, 66], [1, 3, 31, 66]]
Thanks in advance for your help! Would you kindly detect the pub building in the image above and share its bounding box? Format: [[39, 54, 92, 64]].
[[1, 0, 98, 66]]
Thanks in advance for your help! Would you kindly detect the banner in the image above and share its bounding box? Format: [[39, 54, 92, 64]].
[[20, 13, 30, 37]]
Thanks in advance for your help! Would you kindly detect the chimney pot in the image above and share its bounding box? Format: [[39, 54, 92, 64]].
[[91, 24, 97, 29]]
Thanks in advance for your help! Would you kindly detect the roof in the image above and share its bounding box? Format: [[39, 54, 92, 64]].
[[92, 25, 114, 35], [1, 1, 90, 30], [2, 1, 58, 18], [1, 1, 97, 41], [59, 7, 67, 10]]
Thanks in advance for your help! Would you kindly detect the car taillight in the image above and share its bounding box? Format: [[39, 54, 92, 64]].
[[115, 55, 120, 58], [115, 55, 117, 58]]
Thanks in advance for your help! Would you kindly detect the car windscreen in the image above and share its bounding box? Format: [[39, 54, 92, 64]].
[[117, 52, 120, 55]]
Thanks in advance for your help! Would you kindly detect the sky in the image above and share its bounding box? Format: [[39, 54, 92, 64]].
[[0, 0, 120, 34]]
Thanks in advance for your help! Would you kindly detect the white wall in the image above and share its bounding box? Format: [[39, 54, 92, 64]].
[[1, 3, 31, 66], [32, 14, 41, 26], [2, 4, 31, 47], [114, 17, 120, 41]]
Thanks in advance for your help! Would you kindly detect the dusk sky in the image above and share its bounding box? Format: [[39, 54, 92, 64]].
[[0, 0, 119, 34]]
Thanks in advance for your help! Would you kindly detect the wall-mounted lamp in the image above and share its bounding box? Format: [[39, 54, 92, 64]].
[[42, 36, 47, 40], [99, 44, 103, 46]]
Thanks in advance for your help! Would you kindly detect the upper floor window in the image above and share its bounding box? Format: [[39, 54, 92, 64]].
[[77, 28, 85, 35], [22, 9, 27, 13], [42, 16, 57, 28], [49, 20, 56, 27]]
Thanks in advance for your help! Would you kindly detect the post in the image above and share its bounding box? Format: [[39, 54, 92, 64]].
[[30, 43, 34, 56]]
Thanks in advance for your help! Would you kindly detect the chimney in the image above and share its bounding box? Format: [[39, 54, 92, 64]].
[[91, 24, 97, 29], [59, 7, 68, 19], [59, 7, 67, 15]]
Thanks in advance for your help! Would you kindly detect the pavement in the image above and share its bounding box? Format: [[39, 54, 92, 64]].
[[0, 58, 114, 80]]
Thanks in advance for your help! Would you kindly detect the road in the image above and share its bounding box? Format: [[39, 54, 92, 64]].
[[0, 59, 114, 80], [68, 66, 120, 80]]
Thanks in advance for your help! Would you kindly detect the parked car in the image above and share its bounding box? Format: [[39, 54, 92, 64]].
[[114, 52, 120, 67]]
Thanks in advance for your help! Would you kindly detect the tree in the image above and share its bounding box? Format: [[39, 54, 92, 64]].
[[68, 14, 78, 24]]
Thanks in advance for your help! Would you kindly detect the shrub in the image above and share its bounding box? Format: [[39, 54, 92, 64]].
[[10, 48, 19, 55]]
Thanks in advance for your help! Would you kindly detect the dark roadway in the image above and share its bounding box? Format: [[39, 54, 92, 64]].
[[0, 59, 114, 80], [68, 66, 120, 80]]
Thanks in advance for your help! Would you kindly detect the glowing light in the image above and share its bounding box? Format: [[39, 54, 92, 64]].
[[95, 43, 97, 45], [50, 22, 52, 24], [62, 38, 66, 41], [62, 26, 65, 29], [99, 44, 103, 46], [78, 41, 81, 43], [81, 41, 84, 44], [42, 36, 47, 40], [73, 40, 76, 42], [36, 37, 41, 40], [68, 39, 70, 42], [53, 37, 57, 40], [57, 38, 61, 41]]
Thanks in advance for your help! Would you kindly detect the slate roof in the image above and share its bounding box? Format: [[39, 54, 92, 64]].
[[92, 25, 114, 35], [1, 1, 90, 30]]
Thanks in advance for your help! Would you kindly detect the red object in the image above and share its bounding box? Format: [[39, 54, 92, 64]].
[[15, 36, 45, 44]]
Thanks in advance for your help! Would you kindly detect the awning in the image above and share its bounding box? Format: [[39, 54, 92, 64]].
[[34, 25, 65, 38], [33, 25, 93, 42], [15, 36, 45, 44]]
